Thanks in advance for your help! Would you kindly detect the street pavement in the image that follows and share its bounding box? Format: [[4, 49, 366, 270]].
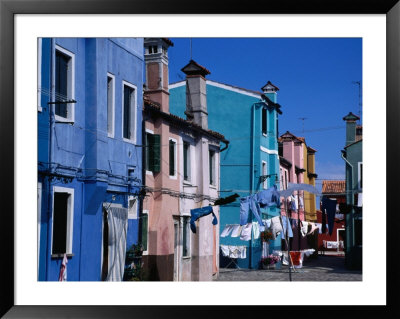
[[214, 254, 362, 281]]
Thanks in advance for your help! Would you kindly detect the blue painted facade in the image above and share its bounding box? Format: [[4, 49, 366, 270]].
[[170, 80, 282, 269], [38, 38, 143, 281]]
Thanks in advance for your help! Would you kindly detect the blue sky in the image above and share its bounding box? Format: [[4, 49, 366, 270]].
[[167, 38, 362, 191]]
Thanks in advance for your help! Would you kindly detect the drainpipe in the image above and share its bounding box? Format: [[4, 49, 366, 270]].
[[341, 150, 353, 261]]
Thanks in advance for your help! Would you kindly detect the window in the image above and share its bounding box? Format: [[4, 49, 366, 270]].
[[358, 162, 363, 190], [285, 170, 288, 188], [169, 139, 177, 177], [148, 45, 158, 54], [145, 132, 160, 173], [280, 168, 284, 190], [182, 216, 191, 257], [128, 196, 137, 219], [141, 210, 149, 252], [122, 81, 137, 142], [262, 161, 267, 189], [209, 150, 216, 185], [183, 141, 191, 181], [52, 187, 74, 256], [262, 108, 267, 135], [55, 46, 75, 122], [107, 74, 115, 137]]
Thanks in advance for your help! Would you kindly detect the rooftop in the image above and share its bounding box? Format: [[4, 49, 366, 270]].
[[322, 180, 346, 194]]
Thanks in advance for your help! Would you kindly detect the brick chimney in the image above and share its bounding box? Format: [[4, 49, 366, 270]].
[[144, 38, 173, 112], [343, 112, 360, 147], [181, 59, 210, 129]]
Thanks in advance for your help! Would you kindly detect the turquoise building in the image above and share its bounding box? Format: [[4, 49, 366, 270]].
[[341, 112, 362, 270], [170, 68, 282, 269]]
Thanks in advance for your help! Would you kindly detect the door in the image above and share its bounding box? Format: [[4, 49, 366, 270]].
[[173, 220, 179, 281]]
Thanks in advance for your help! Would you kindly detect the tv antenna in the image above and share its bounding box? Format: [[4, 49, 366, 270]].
[[298, 117, 308, 133], [352, 81, 362, 123]]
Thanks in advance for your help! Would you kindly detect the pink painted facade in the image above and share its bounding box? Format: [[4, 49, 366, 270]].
[[142, 39, 226, 281]]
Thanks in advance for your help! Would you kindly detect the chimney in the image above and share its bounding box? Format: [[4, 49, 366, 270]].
[[144, 38, 173, 112], [181, 59, 210, 129], [261, 81, 279, 103], [343, 112, 360, 146]]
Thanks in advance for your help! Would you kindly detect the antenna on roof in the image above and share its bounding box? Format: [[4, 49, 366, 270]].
[[298, 117, 308, 133], [352, 81, 362, 124]]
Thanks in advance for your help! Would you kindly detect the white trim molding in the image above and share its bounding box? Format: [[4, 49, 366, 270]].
[[260, 145, 279, 155]]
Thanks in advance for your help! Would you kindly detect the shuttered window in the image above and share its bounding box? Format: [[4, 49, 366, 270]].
[[141, 213, 148, 251], [123, 85, 133, 139], [169, 139, 176, 176], [183, 141, 191, 181], [209, 150, 215, 185], [146, 133, 160, 173], [55, 51, 70, 118], [107, 75, 114, 137], [262, 108, 267, 134]]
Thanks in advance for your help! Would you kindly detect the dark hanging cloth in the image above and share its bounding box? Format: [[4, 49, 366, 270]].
[[281, 218, 309, 251], [322, 209, 327, 234], [213, 193, 239, 206], [190, 206, 218, 234], [322, 197, 337, 236]]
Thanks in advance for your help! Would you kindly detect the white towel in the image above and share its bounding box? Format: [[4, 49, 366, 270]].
[[221, 225, 234, 237], [231, 225, 243, 237], [252, 222, 260, 239], [240, 223, 253, 241]]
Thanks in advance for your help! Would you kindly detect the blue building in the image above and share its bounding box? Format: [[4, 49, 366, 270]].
[[170, 67, 282, 269], [37, 38, 143, 281]]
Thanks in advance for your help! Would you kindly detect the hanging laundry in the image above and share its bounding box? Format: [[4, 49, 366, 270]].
[[291, 218, 298, 229], [290, 195, 297, 211], [190, 206, 218, 234], [322, 197, 337, 236], [307, 223, 318, 235], [58, 253, 68, 281], [239, 194, 263, 226], [220, 245, 247, 259], [220, 224, 235, 237], [240, 223, 253, 241], [300, 221, 309, 237], [322, 209, 327, 234], [256, 185, 281, 208], [263, 219, 272, 230], [279, 183, 321, 198], [252, 222, 260, 239], [299, 196, 304, 209], [270, 216, 283, 239], [230, 225, 243, 237], [213, 193, 240, 206], [316, 223, 322, 234], [281, 215, 293, 238]]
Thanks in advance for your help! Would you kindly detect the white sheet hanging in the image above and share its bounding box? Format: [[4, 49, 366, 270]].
[[106, 206, 128, 282]]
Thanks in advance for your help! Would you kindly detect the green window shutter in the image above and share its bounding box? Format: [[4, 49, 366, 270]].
[[152, 134, 161, 173], [141, 214, 148, 251], [169, 140, 175, 176]]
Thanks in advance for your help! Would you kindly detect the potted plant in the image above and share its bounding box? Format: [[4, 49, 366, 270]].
[[260, 231, 273, 243], [260, 255, 281, 270]]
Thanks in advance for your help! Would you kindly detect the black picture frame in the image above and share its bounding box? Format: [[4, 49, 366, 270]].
[[1, 0, 398, 317]]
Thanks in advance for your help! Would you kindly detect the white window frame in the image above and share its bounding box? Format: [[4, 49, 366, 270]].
[[142, 209, 149, 256], [209, 148, 217, 186], [107, 73, 115, 138], [169, 137, 178, 179], [51, 186, 74, 256], [37, 38, 42, 112], [54, 45, 75, 123], [145, 128, 154, 175], [181, 215, 191, 259], [182, 139, 192, 183], [122, 80, 137, 144], [358, 162, 363, 190], [262, 160, 268, 189], [128, 196, 138, 219]]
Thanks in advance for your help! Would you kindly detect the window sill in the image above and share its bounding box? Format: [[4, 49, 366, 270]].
[[262, 133, 267, 137], [38, 106, 43, 112], [122, 138, 136, 145], [183, 182, 196, 187], [54, 115, 75, 124], [182, 256, 191, 260], [51, 253, 74, 259], [169, 175, 177, 180], [209, 184, 217, 189]]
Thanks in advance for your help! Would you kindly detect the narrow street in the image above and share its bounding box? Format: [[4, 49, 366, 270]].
[[214, 254, 362, 281]]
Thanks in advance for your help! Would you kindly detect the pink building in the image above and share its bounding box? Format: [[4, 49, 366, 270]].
[[142, 39, 227, 281]]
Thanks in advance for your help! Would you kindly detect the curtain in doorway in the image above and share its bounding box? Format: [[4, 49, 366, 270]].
[[106, 206, 128, 281]]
